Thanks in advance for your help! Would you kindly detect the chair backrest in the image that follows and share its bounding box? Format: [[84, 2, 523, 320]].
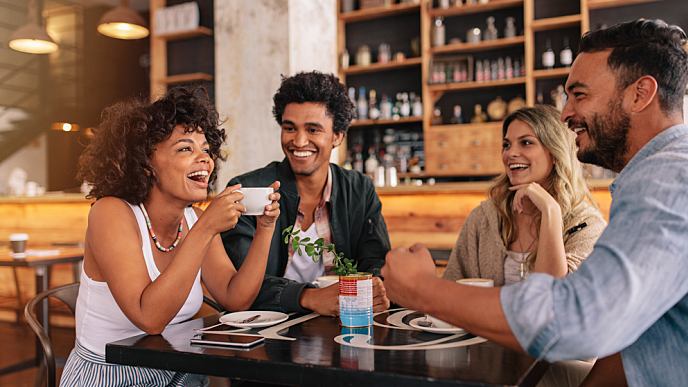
[[24, 283, 79, 387]]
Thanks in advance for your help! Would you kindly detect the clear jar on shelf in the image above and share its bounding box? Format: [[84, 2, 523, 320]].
[[483, 16, 498, 41], [504, 17, 516, 38], [355, 45, 371, 67]]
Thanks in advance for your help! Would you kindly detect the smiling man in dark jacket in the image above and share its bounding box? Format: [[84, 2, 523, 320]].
[[221, 71, 391, 316]]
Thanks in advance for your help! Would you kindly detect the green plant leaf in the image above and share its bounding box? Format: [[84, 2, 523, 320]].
[[301, 237, 311, 243], [305, 244, 314, 256], [282, 225, 293, 235], [292, 239, 299, 251], [315, 238, 324, 245]]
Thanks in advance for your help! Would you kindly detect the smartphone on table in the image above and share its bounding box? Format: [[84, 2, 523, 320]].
[[190, 333, 265, 348]]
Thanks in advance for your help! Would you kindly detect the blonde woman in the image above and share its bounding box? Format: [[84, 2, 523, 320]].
[[443, 104, 606, 285]]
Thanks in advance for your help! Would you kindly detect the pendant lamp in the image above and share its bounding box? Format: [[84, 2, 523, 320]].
[[97, 0, 149, 40], [8, 0, 59, 54]]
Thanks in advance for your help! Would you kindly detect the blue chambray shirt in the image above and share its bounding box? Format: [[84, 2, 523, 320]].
[[500, 124, 688, 386]]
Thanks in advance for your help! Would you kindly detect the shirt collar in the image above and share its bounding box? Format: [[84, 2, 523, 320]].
[[609, 124, 688, 196]]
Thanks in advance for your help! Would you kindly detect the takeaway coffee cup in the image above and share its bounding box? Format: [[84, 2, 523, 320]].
[[315, 275, 339, 288], [237, 187, 274, 216], [9, 233, 29, 260]]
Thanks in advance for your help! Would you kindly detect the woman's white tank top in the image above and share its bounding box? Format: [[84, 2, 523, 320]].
[[75, 202, 203, 355]]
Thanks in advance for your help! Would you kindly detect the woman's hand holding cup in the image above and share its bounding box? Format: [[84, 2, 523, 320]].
[[204, 183, 246, 234], [256, 181, 281, 229]]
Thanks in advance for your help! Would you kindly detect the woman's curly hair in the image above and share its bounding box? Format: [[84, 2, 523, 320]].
[[77, 86, 226, 204]]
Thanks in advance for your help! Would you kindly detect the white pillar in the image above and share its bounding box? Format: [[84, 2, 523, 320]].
[[214, 0, 336, 190]]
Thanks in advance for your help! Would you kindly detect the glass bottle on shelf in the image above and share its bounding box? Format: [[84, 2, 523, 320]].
[[357, 86, 368, 120], [513, 58, 520, 78], [505, 56, 513, 79], [378, 43, 391, 64], [450, 105, 463, 124], [380, 94, 393, 119], [542, 38, 555, 70], [537, 89, 544, 105], [471, 104, 488, 123], [483, 59, 490, 81], [467, 27, 481, 43], [348, 87, 356, 109], [483, 16, 498, 41], [560, 36, 573, 68], [400, 93, 411, 118], [497, 57, 505, 80], [491, 60, 498, 81], [364, 146, 379, 176], [353, 146, 364, 173], [452, 62, 461, 82], [340, 49, 349, 69], [355, 45, 371, 67], [438, 0, 450, 9], [432, 17, 446, 47], [369, 89, 380, 120], [476, 60, 484, 82], [520, 55, 526, 76], [343, 151, 353, 170], [504, 17, 516, 38], [431, 107, 443, 125], [412, 95, 422, 117]]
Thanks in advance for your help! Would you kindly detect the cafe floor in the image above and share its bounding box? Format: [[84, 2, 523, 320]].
[[0, 321, 231, 387]]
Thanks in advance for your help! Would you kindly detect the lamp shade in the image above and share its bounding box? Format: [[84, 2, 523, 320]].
[[97, 2, 149, 40], [9, 22, 58, 54]]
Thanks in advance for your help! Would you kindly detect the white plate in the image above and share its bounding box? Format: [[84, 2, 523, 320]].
[[219, 311, 289, 328], [409, 317, 467, 335]]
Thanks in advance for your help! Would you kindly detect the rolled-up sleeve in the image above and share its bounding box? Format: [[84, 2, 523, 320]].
[[501, 135, 688, 362]]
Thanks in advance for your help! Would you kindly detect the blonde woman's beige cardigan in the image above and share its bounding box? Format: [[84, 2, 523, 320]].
[[442, 200, 606, 285]]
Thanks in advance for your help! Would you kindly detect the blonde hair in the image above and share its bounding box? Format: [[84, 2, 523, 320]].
[[488, 105, 599, 268]]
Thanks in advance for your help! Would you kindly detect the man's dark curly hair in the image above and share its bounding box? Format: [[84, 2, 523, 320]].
[[77, 86, 226, 204], [579, 19, 688, 113], [272, 71, 355, 135]]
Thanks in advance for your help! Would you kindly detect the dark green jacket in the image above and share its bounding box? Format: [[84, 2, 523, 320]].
[[221, 159, 391, 313]]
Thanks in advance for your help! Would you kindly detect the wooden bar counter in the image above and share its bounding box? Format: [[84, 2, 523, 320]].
[[0, 182, 613, 323], [0, 193, 92, 323], [377, 179, 613, 252]]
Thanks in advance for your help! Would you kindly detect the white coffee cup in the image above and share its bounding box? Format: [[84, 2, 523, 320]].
[[237, 187, 274, 216], [315, 275, 339, 288], [456, 278, 494, 288], [9, 233, 29, 260], [426, 278, 494, 329]]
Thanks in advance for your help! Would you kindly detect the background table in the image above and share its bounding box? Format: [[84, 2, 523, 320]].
[[0, 247, 84, 377], [107, 309, 548, 387]]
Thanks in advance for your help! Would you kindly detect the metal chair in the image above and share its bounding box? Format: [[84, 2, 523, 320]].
[[25, 283, 223, 387], [24, 282, 79, 387]]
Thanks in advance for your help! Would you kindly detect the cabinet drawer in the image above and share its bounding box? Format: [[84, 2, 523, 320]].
[[425, 123, 502, 151], [425, 150, 503, 176]]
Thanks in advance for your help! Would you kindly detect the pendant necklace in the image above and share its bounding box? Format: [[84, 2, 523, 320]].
[[514, 235, 536, 280], [140, 203, 183, 252]]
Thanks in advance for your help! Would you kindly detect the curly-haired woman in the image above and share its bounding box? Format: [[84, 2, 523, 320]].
[[60, 86, 280, 387]]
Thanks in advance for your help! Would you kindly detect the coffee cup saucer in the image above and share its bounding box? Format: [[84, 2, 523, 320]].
[[409, 317, 467, 335]]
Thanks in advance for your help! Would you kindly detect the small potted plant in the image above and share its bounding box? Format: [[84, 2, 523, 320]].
[[283, 226, 373, 327]]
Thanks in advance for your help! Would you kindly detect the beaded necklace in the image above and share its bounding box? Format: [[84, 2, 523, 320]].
[[139, 203, 183, 252]]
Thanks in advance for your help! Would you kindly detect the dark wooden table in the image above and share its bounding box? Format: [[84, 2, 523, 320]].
[[0, 247, 84, 377], [106, 308, 548, 386]]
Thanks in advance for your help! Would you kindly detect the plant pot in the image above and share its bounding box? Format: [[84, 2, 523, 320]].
[[338, 272, 373, 327]]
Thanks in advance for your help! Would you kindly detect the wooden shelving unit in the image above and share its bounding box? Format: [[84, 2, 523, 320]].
[[350, 116, 422, 127], [430, 36, 525, 55], [336, 0, 675, 177], [156, 26, 212, 41], [427, 0, 524, 18], [164, 72, 214, 85], [150, 1, 213, 96], [532, 67, 571, 80], [339, 2, 421, 23], [342, 57, 422, 75], [587, 0, 662, 9]]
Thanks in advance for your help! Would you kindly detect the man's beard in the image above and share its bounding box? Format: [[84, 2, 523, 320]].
[[576, 98, 631, 173]]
